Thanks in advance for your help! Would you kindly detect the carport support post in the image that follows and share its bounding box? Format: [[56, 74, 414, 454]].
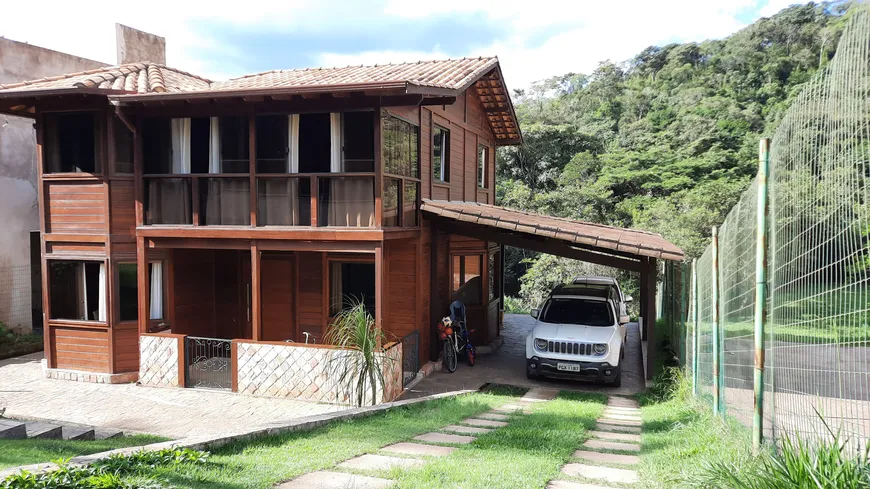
[[691, 258, 699, 397], [711, 226, 723, 416], [644, 257, 657, 380], [752, 138, 771, 453]]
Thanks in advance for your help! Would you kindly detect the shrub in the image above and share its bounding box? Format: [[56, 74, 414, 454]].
[[503, 296, 530, 314]]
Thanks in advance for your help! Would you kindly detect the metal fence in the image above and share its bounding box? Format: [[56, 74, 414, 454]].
[[185, 336, 233, 390], [400, 330, 419, 387], [660, 4, 870, 451]]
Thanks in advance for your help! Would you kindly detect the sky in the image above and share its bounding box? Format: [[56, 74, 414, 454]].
[[1, 0, 805, 90]]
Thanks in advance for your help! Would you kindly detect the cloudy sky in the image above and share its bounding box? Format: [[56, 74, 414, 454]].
[[2, 0, 803, 89]]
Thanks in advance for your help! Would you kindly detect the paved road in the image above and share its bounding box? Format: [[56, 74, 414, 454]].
[[404, 314, 646, 399], [0, 353, 344, 438]]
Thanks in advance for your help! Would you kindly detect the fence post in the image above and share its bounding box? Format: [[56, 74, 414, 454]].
[[711, 226, 723, 416], [752, 138, 771, 452], [691, 258, 699, 397]]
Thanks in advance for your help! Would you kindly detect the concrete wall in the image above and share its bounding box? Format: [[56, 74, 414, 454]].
[[0, 38, 106, 333], [116, 24, 166, 65]]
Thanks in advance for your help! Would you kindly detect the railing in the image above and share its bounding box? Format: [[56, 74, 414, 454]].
[[400, 330, 419, 387], [143, 173, 375, 228], [184, 336, 232, 390]]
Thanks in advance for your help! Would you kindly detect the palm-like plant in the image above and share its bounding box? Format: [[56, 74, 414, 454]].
[[324, 300, 389, 407]]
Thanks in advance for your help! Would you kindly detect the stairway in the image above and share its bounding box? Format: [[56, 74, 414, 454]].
[[0, 419, 122, 441]]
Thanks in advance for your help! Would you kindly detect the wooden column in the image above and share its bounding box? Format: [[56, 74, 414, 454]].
[[374, 243, 384, 348], [429, 222, 440, 362], [639, 258, 649, 340], [133, 116, 144, 228], [251, 241, 261, 341], [645, 257, 658, 380], [136, 236, 150, 334], [374, 106, 383, 228], [35, 115, 53, 367], [248, 115, 257, 227]]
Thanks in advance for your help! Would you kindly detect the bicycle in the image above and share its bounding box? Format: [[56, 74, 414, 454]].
[[437, 301, 476, 373]]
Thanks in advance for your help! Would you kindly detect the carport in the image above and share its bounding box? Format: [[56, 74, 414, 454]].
[[422, 200, 685, 380]]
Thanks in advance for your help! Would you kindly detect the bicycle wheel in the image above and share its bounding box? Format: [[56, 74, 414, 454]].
[[466, 345, 476, 367], [444, 340, 458, 373]]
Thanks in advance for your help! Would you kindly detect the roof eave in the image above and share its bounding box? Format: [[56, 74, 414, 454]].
[[0, 87, 132, 99]]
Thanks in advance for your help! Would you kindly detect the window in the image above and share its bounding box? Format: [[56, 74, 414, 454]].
[[117, 262, 164, 322], [49, 261, 105, 321], [220, 116, 249, 173], [114, 117, 134, 174], [383, 116, 419, 178], [452, 255, 482, 305], [44, 113, 100, 173], [540, 298, 613, 326], [403, 181, 418, 226], [478, 144, 488, 188], [142, 118, 172, 174], [343, 111, 375, 172], [384, 178, 400, 227], [256, 115, 289, 173], [299, 113, 331, 173], [329, 261, 375, 316], [432, 125, 449, 182]]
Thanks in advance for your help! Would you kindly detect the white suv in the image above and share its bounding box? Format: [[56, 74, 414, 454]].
[[525, 283, 629, 387]]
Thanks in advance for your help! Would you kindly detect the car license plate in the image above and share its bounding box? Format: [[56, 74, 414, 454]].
[[557, 363, 580, 372]]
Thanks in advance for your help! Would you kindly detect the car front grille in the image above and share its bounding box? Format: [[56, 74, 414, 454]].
[[547, 341, 593, 355]]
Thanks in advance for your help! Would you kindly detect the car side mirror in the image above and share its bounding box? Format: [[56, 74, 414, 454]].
[[619, 315, 630, 325], [624, 295, 633, 303], [531, 309, 539, 319]]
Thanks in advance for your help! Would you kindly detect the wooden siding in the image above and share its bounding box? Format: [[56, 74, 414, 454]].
[[384, 239, 419, 357], [46, 241, 105, 256], [297, 252, 324, 341], [109, 179, 136, 239], [261, 255, 295, 341], [112, 325, 139, 372], [45, 182, 107, 234], [51, 326, 110, 372]]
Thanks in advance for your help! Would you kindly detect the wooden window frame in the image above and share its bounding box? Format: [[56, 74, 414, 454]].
[[477, 144, 488, 189], [432, 124, 450, 184], [114, 260, 168, 329], [42, 110, 105, 177], [325, 255, 377, 320], [46, 258, 108, 325], [382, 114, 421, 228]]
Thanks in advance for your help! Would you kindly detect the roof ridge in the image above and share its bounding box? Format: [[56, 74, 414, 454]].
[[224, 56, 497, 82]]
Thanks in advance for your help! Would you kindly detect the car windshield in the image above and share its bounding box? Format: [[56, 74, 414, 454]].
[[540, 298, 613, 326]]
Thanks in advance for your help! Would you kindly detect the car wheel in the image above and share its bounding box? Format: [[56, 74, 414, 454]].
[[621, 343, 626, 359], [526, 366, 539, 380], [609, 368, 622, 388]]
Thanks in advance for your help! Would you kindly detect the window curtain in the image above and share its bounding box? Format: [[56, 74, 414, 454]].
[[150, 262, 163, 319], [288, 114, 299, 173], [330, 263, 343, 315], [261, 179, 300, 226], [147, 179, 191, 224], [97, 263, 107, 322], [329, 178, 375, 226], [330, 113, 342, 172], [209, 117, 221, 174], [76, 263, 87, 320], [170, 118, 191, 174], [206, 179, 250, 225]]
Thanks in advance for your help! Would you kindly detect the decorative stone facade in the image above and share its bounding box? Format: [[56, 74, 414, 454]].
[[41, 360, 138, 384], [236, 341, 404, 406], [138, 334, 181, 388]]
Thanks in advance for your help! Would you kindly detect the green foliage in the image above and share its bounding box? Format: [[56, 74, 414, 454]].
[[0, 448, 207, 489], [502, 296, 530, 314], [694, 419, 870, 488], [499, 2, 852, 297], [0, 322, 43, 361], [323, 301, 389, 407]]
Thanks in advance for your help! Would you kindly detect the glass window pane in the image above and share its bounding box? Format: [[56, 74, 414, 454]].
[[49, 261, 102, 321], [118, 264, 138, 322], [384, 178, 400, 227], [478, 145, 487, 188], [403, 181, 418, 226], [257, 178, 311, 226], [145, 178, 192, 225], [201, 178, 250, 226], [256, 115, 288, 173], [44, 113, 98, 174], [220, 116, 249, 173], [115, 117, 134, 174], [330, 262, 375, 317], [452, 255, 462, 293]]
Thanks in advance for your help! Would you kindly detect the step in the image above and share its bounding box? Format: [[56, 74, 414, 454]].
[[381, 442, 456, 457], [441, 425, 492, 435], [94, 428, 124, 440], [597, 417, 641, 427], [461, 418, 508, 428], [583, 439, 640, 452], [25, 422, 62, 439], [0, 419, 27, 439], [62, 427, 96, 441], [546, 481, 617, 489], [573, 449, 640, 466], [413, 432, 476, 445], [596, 422, 641, 434], [479, 412, 511, 421], [588, 430, 641, 443], [607, 397, 639, 409], [337, 454, 424, 471], [277, 470, 394, 489], [562, 463, 638, 484]]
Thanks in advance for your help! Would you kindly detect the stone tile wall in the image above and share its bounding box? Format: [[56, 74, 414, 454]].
[[138, 334, 181, 388]]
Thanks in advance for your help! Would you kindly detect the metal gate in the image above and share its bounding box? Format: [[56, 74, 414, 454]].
[[401, 331, 419, 387], [184, 337, 232, 390]]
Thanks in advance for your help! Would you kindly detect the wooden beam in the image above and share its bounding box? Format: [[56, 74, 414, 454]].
[[420, 97, 456, 107], [645, 257, 657, 380], [374, 106, 383, 228], [374, 243, 384, 348], [135, 226, 384, 241], [136, 236, 150, 334], [248, 114, 257, 227], [301, 93, 320, 100], [251, 241, 262, 341]]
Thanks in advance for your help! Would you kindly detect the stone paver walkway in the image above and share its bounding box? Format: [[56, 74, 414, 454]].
[[278, 387, 559, 488], [0, 353, 343, 438], [546, 396, 643, 488]]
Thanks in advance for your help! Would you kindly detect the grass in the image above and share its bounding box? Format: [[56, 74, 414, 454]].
[[118, 386, 531, 489], [0, 434, 168, 470], [388, 391, 605, 489]]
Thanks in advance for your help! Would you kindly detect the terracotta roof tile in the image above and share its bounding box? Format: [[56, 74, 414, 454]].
[[0, 63, 210, 93], [421, 200, 684, 261]]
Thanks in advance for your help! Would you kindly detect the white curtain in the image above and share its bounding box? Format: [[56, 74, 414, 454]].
[[261, 179, 300, 226], [150, 262, 163, 319], [330, 112, 342, 172], [288, 114, 299, 173], [209, 117, 221, 173], [77, 264, 87, 320], [329, 178, 375, 227], [97, 263, 107, 322], [171, 118, 191, 174]]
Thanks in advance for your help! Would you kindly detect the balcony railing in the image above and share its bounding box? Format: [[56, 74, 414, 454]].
[[143, 173, 375, 228]]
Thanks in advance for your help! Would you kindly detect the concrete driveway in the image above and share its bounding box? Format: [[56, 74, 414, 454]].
[[403, 314, 646, 399]]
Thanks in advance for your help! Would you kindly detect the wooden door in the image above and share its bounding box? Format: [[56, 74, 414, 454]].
[[260, 255, 296, 341], [240, 255, 252, 340]]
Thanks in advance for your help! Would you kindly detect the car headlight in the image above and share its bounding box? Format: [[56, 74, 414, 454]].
[[593, 343, 608, 355], [535, 338, 548, 351]]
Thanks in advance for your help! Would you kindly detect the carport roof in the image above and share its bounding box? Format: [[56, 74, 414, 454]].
[[421, 200, 684, 262]]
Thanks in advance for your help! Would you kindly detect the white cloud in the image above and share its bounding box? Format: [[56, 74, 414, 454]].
[[0, 0, 809, 88]]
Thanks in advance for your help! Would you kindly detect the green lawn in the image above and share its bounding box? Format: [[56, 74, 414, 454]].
[[120, 386, 531, 489], [637, 392, 751, 488], [0, 434, 168, 470]]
